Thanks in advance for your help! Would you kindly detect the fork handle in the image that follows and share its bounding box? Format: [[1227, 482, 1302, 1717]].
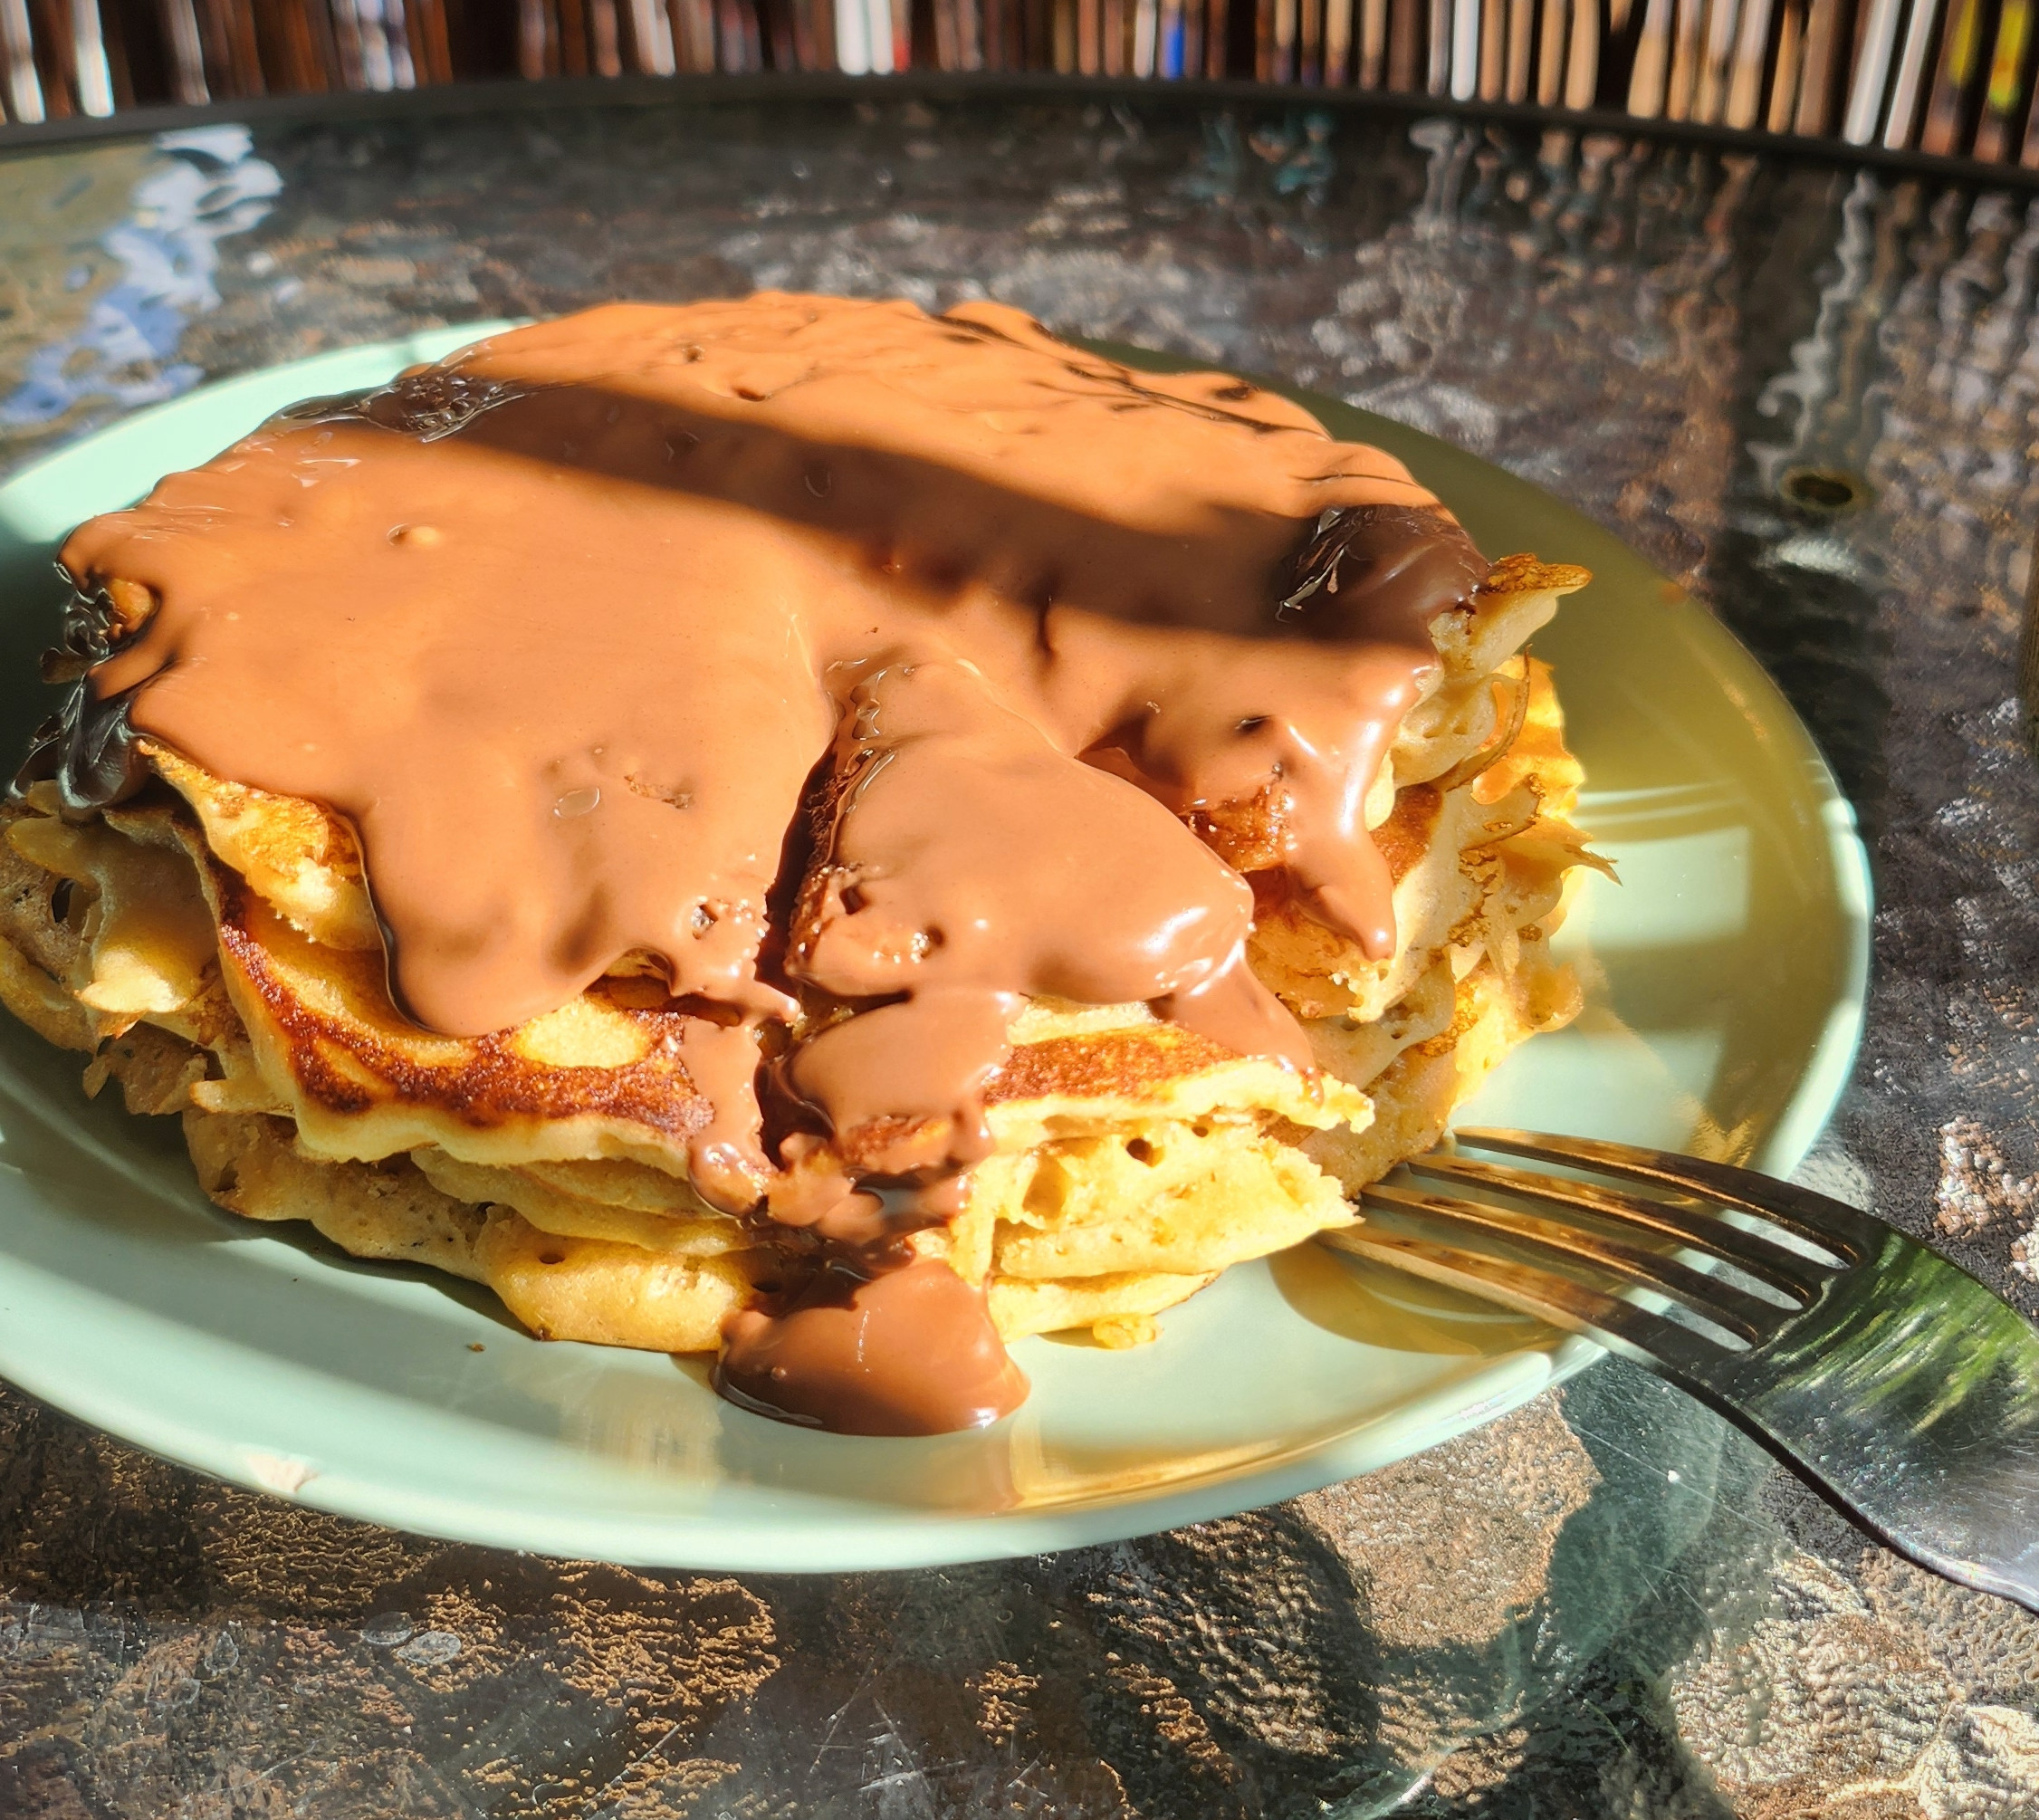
[[1436, 1129, 2039, 1609], [1328, 1217, 2039, 1610], [1686, 1226, 2039, 1612]]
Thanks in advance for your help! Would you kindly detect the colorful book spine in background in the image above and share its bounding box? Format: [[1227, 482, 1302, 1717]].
[[1536, 0, 1565, 100], [0, 0, 39, 120], [172, 0, 215, 95], [250, 0, 330, 91], [95, 0, 142, 102], [1694, 0, 1741, 120], [73, 0, 114, 109], [203, 0, 269, 94], [1791, 0, 1843, 134], [313, 0, 350, 82], [1969, 0, 2033, 159], [1322, 0, 1351, 76], [1356, 0, 1385, 80], [1447, 0, 1474, 92], [835, 0, 891, 63], [16, 0, 63, 110], [1155, 0, 1180, 72], [1383, 0, 1418, 81], [622, 0, 672, 66], [1723, 0, 1775, 125], [673, 0, 715, 67], [1563, 0, 1595, 101], [412, 0, 455, 78], [15, 0, 65, 110], [348, 0, 416, 89], [12, 0, 2039, 164], [380, 0, 421, 84], [1626, 0, 1673, 112], [1768, 0, 1804, 124], [1502, 0, 1530, 96], [158, 0, 208, 99], [1661, 0, 1704, 117], [832, 0, 867, 64], [1882, 0, 1942, 141], [1843, 0, 1907, 138], [1663, 0, 1693, 116], [1919, 0, 1988, 149], [327, 0, 365, 83], [1478, 0, 1503, 93]]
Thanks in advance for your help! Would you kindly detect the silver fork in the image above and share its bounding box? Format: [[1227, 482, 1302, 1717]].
[[1319, 1127, 2039, 1612]]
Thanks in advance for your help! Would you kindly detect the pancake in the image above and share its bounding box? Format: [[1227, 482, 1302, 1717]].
[[0, 294, 1605, 1434], [0, 646, 1593, 1357]]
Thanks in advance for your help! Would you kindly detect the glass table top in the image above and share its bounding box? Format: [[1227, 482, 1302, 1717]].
[[0, 86, 2034, 1816]]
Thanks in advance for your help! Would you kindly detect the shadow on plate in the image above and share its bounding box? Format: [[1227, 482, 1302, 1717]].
[[1269, 1240, 1554, 1356]]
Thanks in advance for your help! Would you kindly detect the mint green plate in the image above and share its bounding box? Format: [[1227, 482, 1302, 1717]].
[[0, 327, 1870, 1569]]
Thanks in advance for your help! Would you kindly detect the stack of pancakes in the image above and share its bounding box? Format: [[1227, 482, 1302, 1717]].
[[0, 611, 1597, 1356], [0, 296, 1603, 1401]]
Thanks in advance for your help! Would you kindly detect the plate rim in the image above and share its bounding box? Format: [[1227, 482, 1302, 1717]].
[[0, 324, 1871, 1568]]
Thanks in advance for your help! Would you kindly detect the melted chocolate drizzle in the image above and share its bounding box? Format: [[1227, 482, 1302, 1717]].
[[31, 296, 1489, 1435], [715, 1255, 1029, 1436], [14, 586, 155, 814], [1279, 503, 1488, 646]]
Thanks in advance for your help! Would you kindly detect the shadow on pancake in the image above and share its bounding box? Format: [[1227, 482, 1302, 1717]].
[[359, 374, 1352, 640]]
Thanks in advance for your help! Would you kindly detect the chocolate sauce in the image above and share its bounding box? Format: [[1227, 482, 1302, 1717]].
[[715, 1256, 1029, 1435], [40, 295, 1487, 1435], [16, 585, 158, 813], [1280, 503, 1489, 646], [782, 656, 1313, 1198]]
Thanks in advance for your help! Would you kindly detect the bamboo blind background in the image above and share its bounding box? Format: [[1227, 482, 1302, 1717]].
[[0, 0, 2034, 165]]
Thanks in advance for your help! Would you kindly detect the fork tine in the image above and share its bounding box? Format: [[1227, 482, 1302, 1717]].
[[1406, 1153, 1830, 1304], [1360, 1182, 1788, 1346], [1453, 1128, 1884, 1263], [1320, 1222, 1739, 1381]]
